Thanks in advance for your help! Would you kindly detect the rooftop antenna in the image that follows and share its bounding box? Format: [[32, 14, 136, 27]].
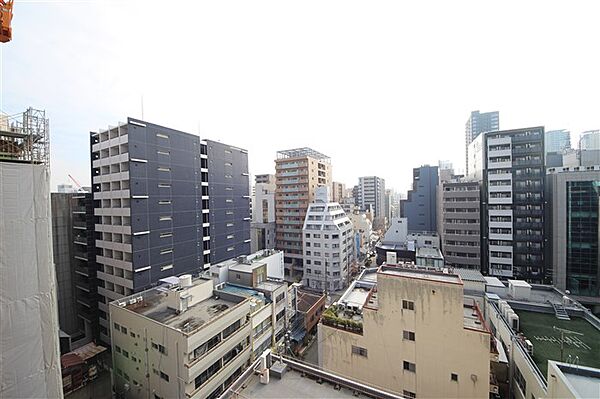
[[553, 326, 583, 362]]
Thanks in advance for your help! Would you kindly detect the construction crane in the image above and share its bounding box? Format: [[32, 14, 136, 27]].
[[0, 0, 13, 43], [553, 326, 584, 362], [68, 174, 87, 193]]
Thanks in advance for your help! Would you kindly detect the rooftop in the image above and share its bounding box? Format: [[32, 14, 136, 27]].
[[128, 291, 240, 332], [276, 147, 330, 161], [463, 303, 488, 332], [552, 362, 600, 399], [515, 310, 600, 376], [416, 247, 443, 259], [297, 290, 324, 313], [379, 265, 462, 285], [221, 354, 402, 399], [454, 268, 487, 284]]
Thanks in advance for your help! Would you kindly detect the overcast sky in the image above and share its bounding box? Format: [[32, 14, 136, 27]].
[[2, 0, 599, 192]]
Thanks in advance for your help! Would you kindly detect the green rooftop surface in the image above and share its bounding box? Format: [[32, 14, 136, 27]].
[[515, 310, 600, 376]]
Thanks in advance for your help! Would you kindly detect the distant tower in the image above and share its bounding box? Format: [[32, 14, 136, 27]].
[[465, 110, 499, 174]]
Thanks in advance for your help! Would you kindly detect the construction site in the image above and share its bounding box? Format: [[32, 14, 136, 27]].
[[0, 107, 63, 398], [0, 107, 49, 164]]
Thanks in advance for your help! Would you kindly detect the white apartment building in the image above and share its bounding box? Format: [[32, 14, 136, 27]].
[[251, 179, 276, 252], [302, 187, 354, 292], [109, 273, 291, 399]]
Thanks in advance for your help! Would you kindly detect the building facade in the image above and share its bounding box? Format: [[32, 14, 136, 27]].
[[440, 179, 482, 270], [90, 118, 249, 343], [546, 166, 600, 310], [109, 270, 291, 399], [579, 130, 600, 150], [400, 165, 438, 233], [319, 266, 493, 398], [1, 108, 63, 398], [274, 148, 331, 280], [331, 181, 346, 203], [251, 175, 276, 253], [51, 192, 99, 346], [469, 127, 546, 281], [356, 176, 386, 221], [465, 110, 499, 174], [545, 129, 571, 154], [302, 187, 354, 292]]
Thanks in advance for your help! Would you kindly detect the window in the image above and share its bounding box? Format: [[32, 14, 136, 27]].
[[161, 264, 173, 271], [152, 342, 167, 355], [160, 232, 173, 238], [403, 391, 416, 399], [403, 361, 416, 372], [160, 248, 173, 255], [159, 200, 171, 205], [156, 133, 169, 139], [121, 326, 128, 334], [451, 373, 458, 382], [115, 345, 121, 354], [158, 183, 171, 188], [114, 322, 120, 330], [130, 331, 135, 338], [403, 330, 415, 341], [157, 150, 170, 156], [157, 167, 171, 172], [160, 371, 169, 382], [402, 300, 415, 310], [222, 320, 241, 339], [351, 345, 368, 358], [159, 216, 172, 221], [122, 350, 129, 358]]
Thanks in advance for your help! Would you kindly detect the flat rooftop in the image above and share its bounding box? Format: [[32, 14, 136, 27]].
[[124, 285, 242, 333], [455, 268, 487, 284], [416, 247, 443, 259], [555, 363, 600, 399], [234, 367, 360, 398], [379, 265, 462, 285], [515, 310, 600, 376]]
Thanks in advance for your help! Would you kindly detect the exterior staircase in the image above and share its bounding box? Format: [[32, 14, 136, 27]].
[[550, 301, 571, 321]]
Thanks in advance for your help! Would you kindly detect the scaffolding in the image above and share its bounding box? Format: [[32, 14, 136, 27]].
[[276, 147, 330, 162], [0, 107, 49, 164]]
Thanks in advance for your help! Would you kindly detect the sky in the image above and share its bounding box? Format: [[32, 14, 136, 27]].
[[2, 0, 599, 193]]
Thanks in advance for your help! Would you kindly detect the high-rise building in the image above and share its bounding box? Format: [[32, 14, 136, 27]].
[[302, 187, 353, 292], [440, 179, 481, 270], [1, 108, 63, 398], [51, 192, 99, 348], [468, 127, 546, 281], [545, 129, 571, 154], [356, 176, 386, 220], [274, 148, 332, 280], [579, 130, 600, 150], [465, 110, 499, 174], [400, 165, 438, 232], [206, 140, 252, 263], [331, 181, 346, 202], [251, 175, 276, 252], [90, 118, 250, 343], [546, 166, 600, 311], [319, 265, 493, 398]]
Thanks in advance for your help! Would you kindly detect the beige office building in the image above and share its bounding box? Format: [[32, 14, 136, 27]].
[[319, 265, 495, 398], [275, 148, 331, 280]]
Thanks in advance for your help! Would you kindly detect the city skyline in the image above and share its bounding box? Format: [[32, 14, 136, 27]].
[[3, 1, 599, 193]]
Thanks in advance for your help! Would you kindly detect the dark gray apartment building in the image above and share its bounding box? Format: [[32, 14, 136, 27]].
[[206, 140, 251, 264], [400, 165, 438, 232], [465, 110, 499, 174], [52, 192, 99, 350], [440, 179, 481, 270], [90, 118, 249, 343], [468, 127, 546, 281]]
